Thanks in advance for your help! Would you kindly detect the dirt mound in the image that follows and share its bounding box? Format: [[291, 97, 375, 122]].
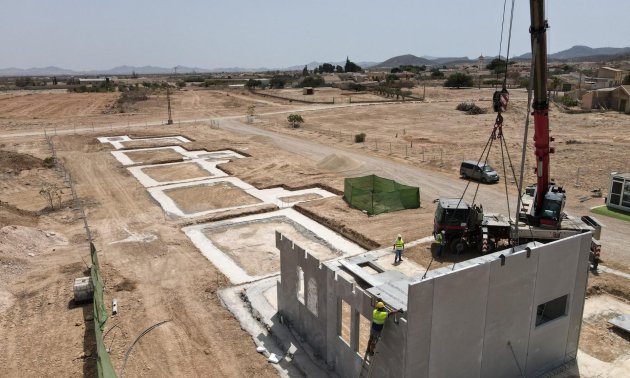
[[0, 151, 45, 172], [316, 153, 362, 172], [0, 225, 68, 258]]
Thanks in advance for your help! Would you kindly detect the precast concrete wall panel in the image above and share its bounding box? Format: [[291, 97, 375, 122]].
[[480, 250, 539, 378], [525, 235, 581, 376], [277, 232, 329, 362], [404, 280, 434, 378], [428, 263, 491, 378], [371, 318, 407, 378], [565, 234, 592, 360]]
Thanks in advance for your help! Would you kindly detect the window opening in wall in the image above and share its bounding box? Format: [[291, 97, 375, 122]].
[[358, 312, 371, 356], [536, 294, 568, 326], [306, 277, 318, 316], [296, 267, 304, 304], [338, 299, 352, 346]]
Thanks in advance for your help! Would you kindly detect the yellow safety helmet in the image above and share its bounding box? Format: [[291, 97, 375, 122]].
[[376, 302, 385, 309]]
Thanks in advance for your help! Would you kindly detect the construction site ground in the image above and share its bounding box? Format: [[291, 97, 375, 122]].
[[1, 87, 629, 377]]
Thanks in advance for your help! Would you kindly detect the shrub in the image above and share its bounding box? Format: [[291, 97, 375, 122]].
[[287, 114, 304, 128], [348, 83, 366, 92], [270, 76, 287, 89], [354, 133, 366, 143], [245, 79, 262, 88], [561, 96, 578, 107], [456, 102, 487, 115], [444, 73, 474, 88], [301, 75, 325, 88], [43, 156, 55, 168], [430, 69, 444, 78]]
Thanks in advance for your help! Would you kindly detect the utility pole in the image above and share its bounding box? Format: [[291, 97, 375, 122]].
[[166, 85, 173, 125]]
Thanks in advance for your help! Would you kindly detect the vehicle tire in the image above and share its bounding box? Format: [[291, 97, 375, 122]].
[[450, 238, 465, 254]]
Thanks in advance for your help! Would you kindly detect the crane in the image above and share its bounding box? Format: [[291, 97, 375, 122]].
[[521, 0, 566, 228], [433, 0, 602, 261]]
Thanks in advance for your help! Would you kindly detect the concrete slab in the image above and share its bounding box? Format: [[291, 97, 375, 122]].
[[183, 209, 365, 284], [98, 135, 191, 149], [609, 314, 630, 333], [128, 158, 230, 187], [148, 177, 263, 218], [148, 177, 337, 218], [110, 145, 244, 166]]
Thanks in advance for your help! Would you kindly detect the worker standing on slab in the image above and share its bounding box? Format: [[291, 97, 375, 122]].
[[393, 234, 404, 263], [435, 230, 445, 258], [366, 302, 401, 357]]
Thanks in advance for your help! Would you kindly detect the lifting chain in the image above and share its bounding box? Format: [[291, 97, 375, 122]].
[[491, 88, 509, 141]]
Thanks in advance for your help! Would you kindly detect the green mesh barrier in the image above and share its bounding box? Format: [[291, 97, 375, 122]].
[[344, 175, 420, 215]]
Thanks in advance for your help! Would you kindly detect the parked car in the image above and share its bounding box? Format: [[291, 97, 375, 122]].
[[460, 160, 499, 183]]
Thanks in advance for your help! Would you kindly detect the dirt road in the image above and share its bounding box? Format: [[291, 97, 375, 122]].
[[220, 118, 630, 273]]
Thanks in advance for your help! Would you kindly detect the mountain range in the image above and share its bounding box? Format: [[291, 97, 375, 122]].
[[1, 45, 628, 77]]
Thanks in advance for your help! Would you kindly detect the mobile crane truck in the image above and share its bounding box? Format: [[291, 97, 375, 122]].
[[433, 0, 603, 268]]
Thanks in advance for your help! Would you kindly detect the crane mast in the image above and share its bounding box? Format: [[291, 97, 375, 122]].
[[527, 0, 565, 227]]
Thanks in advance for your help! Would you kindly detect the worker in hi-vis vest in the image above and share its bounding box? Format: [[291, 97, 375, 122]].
[[435, 230, 446, 258], [393, 234, 404, 263], [366, 301, 401, 356]]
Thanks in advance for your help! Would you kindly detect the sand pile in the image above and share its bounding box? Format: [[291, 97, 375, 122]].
[[0, 225, 68, 258], [0, 151, 44, 173], [316, 153, 362, 172]]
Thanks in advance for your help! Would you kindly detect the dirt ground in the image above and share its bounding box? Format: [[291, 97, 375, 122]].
[[256, 87, 629, 195], [204, 217, 340, 276], [1, 86, 628, 377], [122, 148, 185, 165], [165, 183, 262, 214], [579, 294, 630, 363], [267, 87, 389, 103], [141, 162, 213, 182]]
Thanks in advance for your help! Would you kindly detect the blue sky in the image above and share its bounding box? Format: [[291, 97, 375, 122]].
[[1, 0, 629, 69]]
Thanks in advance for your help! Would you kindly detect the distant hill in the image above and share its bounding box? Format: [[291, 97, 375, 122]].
[[429, 57, 473, 65], [4, 45, 630, 77], [516, 45, 630, 60], [371, 54, 435, 69]]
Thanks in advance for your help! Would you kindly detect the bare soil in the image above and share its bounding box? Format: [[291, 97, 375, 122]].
[[580, 294, 630, 362], [204, 218, 340, 276], [0, 150, 45, 172], [0, 84, 628, 376], [123, 149, 184, 164], [295, 197, 434, 249], [165, 183, 262, 214], [141, 162, 212, 182], [0, 133, 279, 377]]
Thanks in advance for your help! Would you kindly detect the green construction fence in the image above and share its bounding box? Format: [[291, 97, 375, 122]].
[[90, 242, 117, 378], [344, 174, 420, 215]]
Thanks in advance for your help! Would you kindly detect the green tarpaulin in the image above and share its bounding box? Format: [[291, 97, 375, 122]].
[[344, 175, 420, 215], [91, 243, 117, 378]]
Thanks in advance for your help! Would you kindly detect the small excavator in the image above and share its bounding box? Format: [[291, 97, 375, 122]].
[[433, 0, 603, 262]]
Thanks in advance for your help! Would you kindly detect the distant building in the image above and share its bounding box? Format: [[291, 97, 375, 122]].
[[597, 67, 626, 86], [581, 85, 630, 113], [606, 172, 630, 212], [478, 54, 485, 69], [78, 78, 109, 86]]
